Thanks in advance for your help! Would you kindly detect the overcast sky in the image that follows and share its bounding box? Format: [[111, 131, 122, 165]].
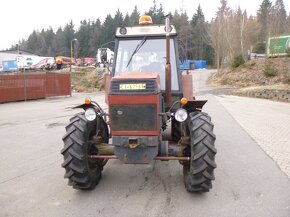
[[0, 0, 289, 50]]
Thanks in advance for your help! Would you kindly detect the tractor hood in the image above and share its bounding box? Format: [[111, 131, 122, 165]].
[[110, 72, 161, 95], [113, 71, 159, 80]]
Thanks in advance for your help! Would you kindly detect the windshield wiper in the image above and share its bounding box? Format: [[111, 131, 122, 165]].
[[126, 37, 147, 68]]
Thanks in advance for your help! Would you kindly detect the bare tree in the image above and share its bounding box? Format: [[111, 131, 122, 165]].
[[243, 16, 260, 54], [287, 13, 290, 32], [208, 0, 232, 70]]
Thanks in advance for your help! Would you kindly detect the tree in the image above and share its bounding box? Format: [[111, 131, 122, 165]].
[[88, 19, 102, 56], [190, 5, 207, 59], [224, 7, 245, 59], [146, 0, 165, 24], [77, 19, 91, 57], [123, 13, 131, 26], [287, 13, 290, 32], [243, 15, 260, 53], [172, 11, 191, 57], [63, 21, 76, 56], [52, 27, 67, 56], [208, 0, 231, 70], [27, 30, 40, 53], [38, 29, 48, 56], [189, 5, 215, 64], [130, 5, 140, 25], [257, 0, 272, 41], [44, 27, 55, 56], [100, 14, 115, 50], [9, 2, 289, 65], [113, 9, 124, 27], [270, 0, 287, 35]]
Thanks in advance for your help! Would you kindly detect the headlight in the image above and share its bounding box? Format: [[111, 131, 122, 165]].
[[85, 108, 97, 121], [174, 108, 188, 122]]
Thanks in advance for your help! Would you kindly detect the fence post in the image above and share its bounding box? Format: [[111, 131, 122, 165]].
[[23, 69, 27, 101]]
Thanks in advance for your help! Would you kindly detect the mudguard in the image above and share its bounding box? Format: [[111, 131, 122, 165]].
[[72, 103, 98, 111], [183, 100, 207, 112]]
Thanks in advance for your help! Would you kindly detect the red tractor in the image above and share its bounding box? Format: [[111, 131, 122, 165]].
[[61, 15, 216, 192]]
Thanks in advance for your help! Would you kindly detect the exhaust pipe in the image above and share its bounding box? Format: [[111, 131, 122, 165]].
[[165, 16, 172, 107]]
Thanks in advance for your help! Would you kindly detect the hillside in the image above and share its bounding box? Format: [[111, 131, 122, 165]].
[[70, 66, 106, 92], [208, 57, 290, 102]]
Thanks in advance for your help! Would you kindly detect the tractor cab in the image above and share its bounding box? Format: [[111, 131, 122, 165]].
[[112, 23, 180, 92], [106, 16, 189, 106]]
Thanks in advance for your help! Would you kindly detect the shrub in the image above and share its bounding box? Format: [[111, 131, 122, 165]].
[[231, 54, 245, 68], [263, 64, 277, 77]]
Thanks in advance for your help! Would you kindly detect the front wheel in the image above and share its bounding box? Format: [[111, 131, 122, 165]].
[[61, 113, 109, 190], [183, 111, 217, 192]]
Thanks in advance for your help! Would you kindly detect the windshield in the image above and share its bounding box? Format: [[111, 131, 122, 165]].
[[114, 38, 179, 90]]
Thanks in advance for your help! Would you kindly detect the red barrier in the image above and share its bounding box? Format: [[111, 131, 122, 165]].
[[45, 73, 70, 97], [25, 74, 46, 100], [0, 75, 25, 102], [0, 73, 70, 103]]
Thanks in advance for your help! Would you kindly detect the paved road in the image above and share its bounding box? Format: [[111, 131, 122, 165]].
[[0, 70, 290, 217], [216, 95, 290, 178]]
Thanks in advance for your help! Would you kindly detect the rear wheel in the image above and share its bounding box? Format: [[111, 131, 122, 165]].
[[183, 111, 217, 192], [61, 113, 109, 190]]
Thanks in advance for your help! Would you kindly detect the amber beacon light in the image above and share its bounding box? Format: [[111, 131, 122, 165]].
[[180, 98, 188, 106], [139, 15, 153, 25], [85, 98, 91, 105]]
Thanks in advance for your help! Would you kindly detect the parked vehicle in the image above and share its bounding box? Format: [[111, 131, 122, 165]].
[[96, 48, 114, 67], [2, 60, 18, 72], [31, 57, 54, 70], [61, 15, 217, 193], [83, 57, 93, 66], [16, 55, 44, 70], [55, 56, 75, 69]]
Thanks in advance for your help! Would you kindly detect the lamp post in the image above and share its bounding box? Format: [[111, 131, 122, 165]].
[[100, 40, 115, 49], [70, 38, 77, 73]]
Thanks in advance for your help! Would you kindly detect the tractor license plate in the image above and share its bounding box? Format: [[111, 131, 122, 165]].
[[119, 83, 146, 90]]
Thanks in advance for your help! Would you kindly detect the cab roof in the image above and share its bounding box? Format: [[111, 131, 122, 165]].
[[116, 25, 177, 38]]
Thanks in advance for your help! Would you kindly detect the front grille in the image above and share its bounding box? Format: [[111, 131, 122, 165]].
[[111, 104, 156, 131], [110, 79, 157, 95]]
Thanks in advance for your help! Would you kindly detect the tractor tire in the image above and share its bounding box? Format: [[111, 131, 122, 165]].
[[183, 111, 217, 192], [61, 113, 109, 190]]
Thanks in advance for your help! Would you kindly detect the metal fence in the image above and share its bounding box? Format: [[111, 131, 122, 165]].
[[0, 73, 70, 103]]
